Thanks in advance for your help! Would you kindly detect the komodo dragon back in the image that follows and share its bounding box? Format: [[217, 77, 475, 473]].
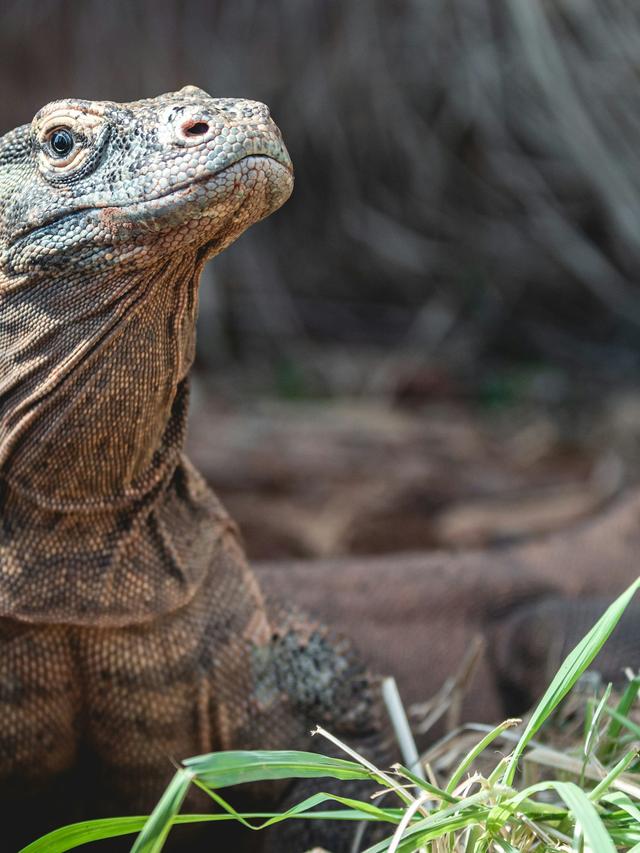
[[0, 88, 388, 851]]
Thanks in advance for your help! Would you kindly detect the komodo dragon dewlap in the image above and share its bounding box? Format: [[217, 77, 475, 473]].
[[0, 88, 390, 851]]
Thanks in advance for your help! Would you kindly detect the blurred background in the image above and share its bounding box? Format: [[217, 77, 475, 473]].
[[3, 0, 640, 559]]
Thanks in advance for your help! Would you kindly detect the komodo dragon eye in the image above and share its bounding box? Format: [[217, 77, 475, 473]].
[[35, 110, 109, 182], [49, 128, 75, 158]]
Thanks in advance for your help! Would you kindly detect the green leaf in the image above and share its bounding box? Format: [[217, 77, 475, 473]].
[[446, 719, 519, 795], [510, 780, 616, 853], [183, 749, 370, 788], [381, 811, 487, 853], [503, 576, 640, 786], [589, 749, 638, 801], [602, 790, 640, 823], [20, 814, 225, 853], [19, 817, 149, 853], [604, 706, 640, 740], [392, 764, 457, 804], [583, 682, 611, 762], [362, 791, 491, 853], [552, 781, 616, 853], [131, 768, 193, 853], [194, 782, 401, 831], [601, 676, 640, 761]]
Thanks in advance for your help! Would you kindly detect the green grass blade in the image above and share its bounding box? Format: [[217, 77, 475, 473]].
[[370, 810, 488, 853], [183, 749, 370, 787], [503, 577, 640, 786], [510, 780, 616, 853], [258, 792, 400, 828], [19, 817, 149, 853], [589, 749, 638, 801], [21, 801, 402, 853], [446, 719, 519, 795], [362, 791, 491, 853], [604, 706, 640, 740], [130, 768, 193, 853], [552, 781, 616, 853], [601, 676, 640, 761], [392, 764, 457, 803], [195, 781, 401, 830], [20, 814, 234, 853], [583, 682, 611, 761], [603, 790, 640, 823]]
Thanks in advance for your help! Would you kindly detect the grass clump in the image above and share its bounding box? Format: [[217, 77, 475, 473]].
[[22, 578, 640, 852]]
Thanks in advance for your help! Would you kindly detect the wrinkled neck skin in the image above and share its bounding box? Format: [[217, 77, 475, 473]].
[[0, 254, 200, 504], [0, 252, 229, 625]]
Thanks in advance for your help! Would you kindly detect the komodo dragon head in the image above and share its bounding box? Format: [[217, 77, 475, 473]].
[[0, 87, 293, 622], [0, 85, 292, 273]]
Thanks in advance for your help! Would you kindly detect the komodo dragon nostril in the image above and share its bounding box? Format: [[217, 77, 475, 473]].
[[181, 119, 210, 137]]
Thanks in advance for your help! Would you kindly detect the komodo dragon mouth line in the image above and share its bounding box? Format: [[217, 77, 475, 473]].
[[106, 155, 294, 227], [10, 154, 293, 246]]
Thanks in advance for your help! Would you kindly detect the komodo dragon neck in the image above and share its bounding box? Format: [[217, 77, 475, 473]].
[[0, 86, 293, 625]]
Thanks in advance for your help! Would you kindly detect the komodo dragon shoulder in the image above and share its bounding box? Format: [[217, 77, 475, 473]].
[[0, 87, 389, 852]]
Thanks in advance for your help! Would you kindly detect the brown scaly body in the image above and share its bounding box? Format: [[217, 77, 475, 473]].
[[0, 87, 388, 851]]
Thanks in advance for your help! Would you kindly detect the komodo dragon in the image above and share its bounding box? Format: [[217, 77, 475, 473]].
[[0, 86, 638, 852], [0, 86, 392, 852]]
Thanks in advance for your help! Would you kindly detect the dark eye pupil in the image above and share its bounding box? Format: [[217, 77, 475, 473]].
[[50, 129, 74, 157]]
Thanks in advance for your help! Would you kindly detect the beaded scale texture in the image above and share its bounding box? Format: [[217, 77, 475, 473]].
[[0, 87, 387, 850]]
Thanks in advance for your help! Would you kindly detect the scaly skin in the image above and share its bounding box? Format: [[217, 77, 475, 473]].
[[0, 87, 388, 851]]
